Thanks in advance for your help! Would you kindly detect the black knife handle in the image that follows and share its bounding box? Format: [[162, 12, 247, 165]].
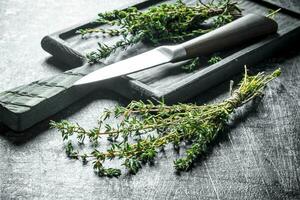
[[179, 14, 278, 59]]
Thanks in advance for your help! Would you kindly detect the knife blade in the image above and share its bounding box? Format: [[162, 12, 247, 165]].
[[74, 14, 278, 86]]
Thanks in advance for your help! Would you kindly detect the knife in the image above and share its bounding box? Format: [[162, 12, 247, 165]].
[[73, 14, 278, 86]]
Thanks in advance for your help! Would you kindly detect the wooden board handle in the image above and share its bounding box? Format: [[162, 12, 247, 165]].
[[0, 64, 107, 132], [41, 35, 86, 67], [180, 14, 278, 59]]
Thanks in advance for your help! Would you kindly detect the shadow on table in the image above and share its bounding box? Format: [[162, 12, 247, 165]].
[[43, 56, 75, 72]]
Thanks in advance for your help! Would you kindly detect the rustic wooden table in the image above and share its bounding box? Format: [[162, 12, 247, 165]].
[[0, 0, 299, 199]]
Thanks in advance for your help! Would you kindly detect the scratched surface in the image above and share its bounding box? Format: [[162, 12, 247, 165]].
[[0, 0, 300, 200]]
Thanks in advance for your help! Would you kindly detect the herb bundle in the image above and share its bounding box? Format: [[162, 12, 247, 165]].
[[77, 0, 241, 70], [51, 67, 281, 177]]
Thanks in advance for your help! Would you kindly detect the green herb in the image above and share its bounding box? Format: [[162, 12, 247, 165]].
[[181, 55, 222, 72], [50, 67, 280, 177], [181, 57, 201, 72], [266, 8, 281, 19], [77, 0, 241, 64], [208, 55, 222, 65]]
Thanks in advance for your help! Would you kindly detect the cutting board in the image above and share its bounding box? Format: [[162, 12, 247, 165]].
[[1, 0, 300, 132]]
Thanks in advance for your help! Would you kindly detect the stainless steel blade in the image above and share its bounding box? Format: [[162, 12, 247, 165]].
[[74, 46, 185, 86]]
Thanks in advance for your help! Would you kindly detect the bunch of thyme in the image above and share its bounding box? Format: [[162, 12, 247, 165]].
[[50, 67, 281, 177], [77, 0, 241, 67]]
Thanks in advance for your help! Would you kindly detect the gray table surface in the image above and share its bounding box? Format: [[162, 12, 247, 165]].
[[0, 0, 299, 199]]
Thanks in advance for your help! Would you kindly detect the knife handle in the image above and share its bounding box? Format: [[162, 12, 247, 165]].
[[178, 14, 278, 60]]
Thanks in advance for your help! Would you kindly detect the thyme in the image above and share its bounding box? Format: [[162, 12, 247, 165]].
[[51, 67, 281, 177], [181, 57, 201, 72], [266, 8, 281, 19], [181, 55, 222, 72], [208, 55, 222, 65], [77, 0, 241, 64]]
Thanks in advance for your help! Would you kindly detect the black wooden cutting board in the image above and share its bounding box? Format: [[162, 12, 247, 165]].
[[40, 0, 300, 103], [0, 0, 300, 132]]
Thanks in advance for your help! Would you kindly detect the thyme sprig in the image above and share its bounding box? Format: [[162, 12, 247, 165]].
[[51, 67, 281, 177], [208, 55, 222, 65], [77, 0, 241, 64]]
